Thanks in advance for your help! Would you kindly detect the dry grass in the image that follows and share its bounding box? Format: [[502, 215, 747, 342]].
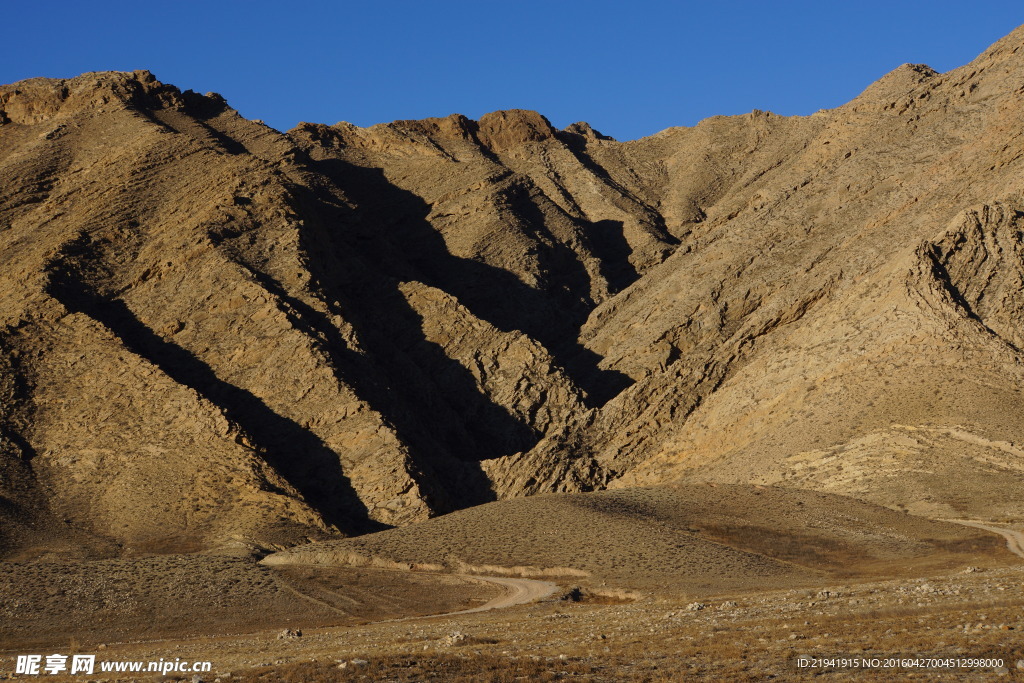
[[14, 562, 1021, 681], [230, 582, 1024, 682], [267, 484, 1007, 591], [560, 587, 638, 605], [238, 655, 608, 683], [0, 557, 496, 651]]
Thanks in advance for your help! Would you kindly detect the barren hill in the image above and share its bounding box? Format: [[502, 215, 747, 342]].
[[263, 484, 1005, 591], [4, 26, 1024, 553]]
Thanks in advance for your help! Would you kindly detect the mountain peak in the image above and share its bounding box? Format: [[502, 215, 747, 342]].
[[476, 109, 556, 152], [562, 121, 614, 142], [0, 70, 228, 126]]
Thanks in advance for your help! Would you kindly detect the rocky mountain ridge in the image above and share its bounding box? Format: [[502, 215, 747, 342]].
[[4, 25, 1024, 554]]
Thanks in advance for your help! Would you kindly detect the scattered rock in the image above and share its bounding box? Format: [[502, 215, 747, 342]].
[[442, 631, 469, 647]]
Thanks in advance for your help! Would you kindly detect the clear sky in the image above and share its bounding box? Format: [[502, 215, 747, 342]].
[[4, 1, 1024, 141]]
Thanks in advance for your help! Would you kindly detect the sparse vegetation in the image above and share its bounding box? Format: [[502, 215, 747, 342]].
[[4, 19, 1024, 683]]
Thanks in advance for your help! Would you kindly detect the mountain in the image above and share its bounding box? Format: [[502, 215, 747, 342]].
[[4, 26, 1024, 555]]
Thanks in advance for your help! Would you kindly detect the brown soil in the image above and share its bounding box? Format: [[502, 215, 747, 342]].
[[266, 484, 1010, 590], [0, 557, 499, 652], [9, 559, 1021, 682]]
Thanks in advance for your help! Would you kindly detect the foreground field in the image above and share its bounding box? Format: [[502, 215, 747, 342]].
[[0, 558, 500, 652], [232, 563, 1024, 681], [4, 559, 1021, 681], [1, 484, 1019, 680]]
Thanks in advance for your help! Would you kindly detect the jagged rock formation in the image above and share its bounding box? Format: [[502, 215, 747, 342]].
[[4, 26, 1024, 554]]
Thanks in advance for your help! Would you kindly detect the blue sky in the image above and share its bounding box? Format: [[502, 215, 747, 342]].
[[4, 1, 1024, 140]]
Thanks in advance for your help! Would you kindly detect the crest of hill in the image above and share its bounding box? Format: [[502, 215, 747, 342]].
[[0, 70, 231, 125]]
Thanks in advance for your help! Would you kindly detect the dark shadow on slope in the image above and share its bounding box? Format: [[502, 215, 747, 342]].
[[556, 130, 623, 185], [0, 496, 29, 557], [924, 246, 1024, 354], [557, 129, 680, 257], [306, 159, 634, 408], [148, 108, 248, 157], [2, 430, 37, 461], [143, 90, 264, 157], [235, 264, 506, 511], [274, 177, 541, 509], [0, 337, 38, 461], [583, 219, 640, 295], [192, 119, 248, 156], [45, 270, 380, 535]]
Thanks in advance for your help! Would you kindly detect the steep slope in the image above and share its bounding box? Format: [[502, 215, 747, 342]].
[[4, 25, 1024, 554], [0, 72, 652, 552], [482, 27, 1024, 514]]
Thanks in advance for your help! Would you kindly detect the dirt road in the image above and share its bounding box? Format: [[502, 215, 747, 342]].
[[449, 575, 559, 614], [364, 575, 558, 624], [944, 519, 1024, 559]]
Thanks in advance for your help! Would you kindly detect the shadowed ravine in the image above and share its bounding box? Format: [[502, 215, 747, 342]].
[[45, 263, 379, 533]]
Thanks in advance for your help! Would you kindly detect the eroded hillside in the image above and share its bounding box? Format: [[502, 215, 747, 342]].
[[4, 25, 1024, 554]]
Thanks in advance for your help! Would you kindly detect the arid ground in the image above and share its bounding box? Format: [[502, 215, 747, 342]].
[[5, 21, 1024, 683], [2, 485, 1023, 681]]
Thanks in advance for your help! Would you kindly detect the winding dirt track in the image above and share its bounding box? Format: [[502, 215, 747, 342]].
[[944, 520, 1024, 559], [447, 575, 559, 615], [364, 575, 558, 624], [271, 567, 559, 624]]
